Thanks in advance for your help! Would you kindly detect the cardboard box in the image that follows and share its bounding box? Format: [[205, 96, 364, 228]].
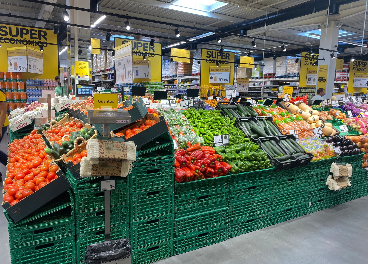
[[87, 139, 136, 161], [3, 170, 71, 223], [80, 157, 133, 178]]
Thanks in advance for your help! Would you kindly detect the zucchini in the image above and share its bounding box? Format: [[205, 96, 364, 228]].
[[62, 141, 70, 149], [250, 125, 267, 137], [287, 138, 305, 153], [279, 140, 294, 154], [53, 143, 61, 152], [275, 155, 292, 162], [293, 153, 304, 158], [263, 141, 277, 157]]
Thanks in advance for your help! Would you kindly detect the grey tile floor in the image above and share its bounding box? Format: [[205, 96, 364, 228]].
[[2, 132, 368, 264]]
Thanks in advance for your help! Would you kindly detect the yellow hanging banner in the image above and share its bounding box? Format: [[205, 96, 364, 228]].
[[348, 60, 368, 93], [201, 49, 234, 86], [94, 93, 118, 109], [336, 59, 344, 71], [75, 61, 89, 78], [300, 52, 319, 87], [91, 38, 101, 55], [171, 48, 190, 63], [317, 65, 328, 90], [240, 56, 254, 68]]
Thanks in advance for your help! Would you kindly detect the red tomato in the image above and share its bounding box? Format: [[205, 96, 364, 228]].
[[15, 173, 25, 180], [36, 177, 46, 186], [16, 179, 25, 186], [24, 182, 35, 191], [47, 171, 56, 180], [7, 187, 18, 197], [33, 168, 41, 176], [39, 171, 48, 179], [15, 190, 24, 200], [49, 164, 59, 172], [22, 189, 33, 198], [38, 182, 47, 189], [4, 178, 13, 184], [3, 194, 14, 203], [24, 174, 34, 182], [73, 154, 81, 160], [10, 200, 19, 206]]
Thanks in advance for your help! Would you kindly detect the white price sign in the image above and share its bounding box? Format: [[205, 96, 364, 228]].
[[339, 125, 349, 133], [161, 100, 170, 108], [28, 55, 43, 74], [209, 67, 230, 84], [353, 75, 368, 88], [169, 99, 177, 108], [100, 180, 116, 191], [180, 99, 194, 108], [306, 70, 317, 85], [347, 111, 352, 118], [225, 90, 236, 98], [313, 127, 323, 138], [237, 78, 249, 93], [10, 118, 32, 132], [8, 56, 27, 72], [115, 55, 133, 84], [133, 60, 150, 79], [214, 134, 230, 147]]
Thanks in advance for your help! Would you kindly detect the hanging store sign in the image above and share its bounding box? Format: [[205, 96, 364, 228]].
[[7, 47, 27, 72], [209, 66, 230, 84], [336, 59, 344, 71], [240, 56, 254, 69], [236, 78, 249, 92], [282, 86, 294, 101], [115, 42, 133, 84], [91, 38, 101, 55], [300, 52, 318, 87], [171, 48, 190, 64], [75, 61, 89, 78], [306, 69, 317, 86], [94, 93, 118, 109], [201, 49, 234, 86]]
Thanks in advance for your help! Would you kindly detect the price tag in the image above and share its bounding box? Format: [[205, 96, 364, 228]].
[[100, 180, 116, 191], [246, 99, 256, 106], [111, 87, 118, 93], [151, 103, 158, 109], [173, 140, 178, 150], [289, 130, 299, 140], [334, 147, 342, 155], [339, 125, 349, 133], [313, 127, 323, 138], [180, 99, 194, 109], [214, 134, 230, 147], [332, 101, 338, 106], [11, 118, 33, 132], [161, 100, 170, 108], [225, 90, 236, 98], [208, 96, 213, 100], [347, 111, 352, 118]]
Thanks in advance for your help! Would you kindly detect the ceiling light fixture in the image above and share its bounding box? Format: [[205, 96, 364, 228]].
[[150, 38, 155, 47], [143, 54, 147, 60], [40, 45, 44, 51], [217, 38, 222, 43], [62, 10, 69, 22], [175, 28, 180, 37], [106, 32, 111, 41], [252, 38, 256, 47], [125, 20, 131, 30], [351, 57, 355, 61], [59, 47, 67, 55], [91, 15, 106, 28]]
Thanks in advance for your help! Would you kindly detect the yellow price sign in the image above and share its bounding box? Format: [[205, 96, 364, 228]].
[[282, 86, 294, 101], [171, 48, 190, 63], [75, 61, 89, 78], [94, 94, 118, 109], [240, 56, 254, 68]]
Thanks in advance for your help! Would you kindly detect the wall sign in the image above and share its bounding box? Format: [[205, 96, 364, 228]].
[[7, 47, 27, 72], [209, 66, 230, 83], [236, 78, 249, 92], [240, 56, 254, 69], [91, 38, 101, 55], [282, 86, 294, 101], [353, 74, 368, 88], [306, 69, 317, 85], [28, 48, 43, 74], [115, 42, 133, 84], [133, 60, 150, 79], [171, 48, 190, 64]]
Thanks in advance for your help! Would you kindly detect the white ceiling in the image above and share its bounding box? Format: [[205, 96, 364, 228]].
[[1, 0, 368, 59]]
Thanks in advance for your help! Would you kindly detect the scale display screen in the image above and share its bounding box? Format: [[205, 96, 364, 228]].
[[76, 85, 94, 96]]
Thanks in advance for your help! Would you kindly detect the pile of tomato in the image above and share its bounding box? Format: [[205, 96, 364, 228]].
[[115, 119, 158, 138], [3, 130, 60, 206], [44, 120, 84, 145], [65, 150, 87, 165]]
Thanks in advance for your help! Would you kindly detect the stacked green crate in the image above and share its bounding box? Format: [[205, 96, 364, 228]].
[[6, 191, 75, 264], [130, 132, 175, 264], [65, 170, 129, 264], [228, 169, 274, 238]]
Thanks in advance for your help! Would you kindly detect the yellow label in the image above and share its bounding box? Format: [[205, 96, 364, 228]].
[[336, 59, 344, 71], [282, 86, 294, 98], [240, 56, 254, 68], [91, 38, 101, 55], [237, 78, 249, 84], [94, 94, 118, 109], [171, 48, 190, 63], [300, 52, 319, 87], [75, 61, 89, 77], [8, 48, 26, 57], [307, 69, 317, 75], [210, 66, 230, 72], [348, 60, 368, 94], [114, 39, 162, 82], [133, 60, 149, 66], [27, 49, 43, 59], [317, 65, 328, 90]]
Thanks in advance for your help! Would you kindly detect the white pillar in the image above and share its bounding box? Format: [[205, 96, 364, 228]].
[[319, 20, 339, 100]]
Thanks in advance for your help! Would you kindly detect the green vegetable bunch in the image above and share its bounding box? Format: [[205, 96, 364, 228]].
[[214, 143, 272, 173], [183, 109, 249, 147]]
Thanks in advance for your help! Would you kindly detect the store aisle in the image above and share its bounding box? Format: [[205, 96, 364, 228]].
[[156, 196, 368, 264]]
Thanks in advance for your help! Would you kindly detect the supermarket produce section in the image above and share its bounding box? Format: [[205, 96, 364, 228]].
[[3, 98, 368, 264]]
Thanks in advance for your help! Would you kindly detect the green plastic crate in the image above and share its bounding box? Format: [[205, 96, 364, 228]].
[[7, 207, 74, 250], [174, 176, 229, 218], [132, 241, 173, 264], [131, 186, 174, 221], [173, 228, 227, 256], [269, 204, 309, 225], [272, 189, 309, 212], [10, 237, 75, 264], [130, 163, 174, 191], [228, 216, 270, 238], [229, 197, 271, 223], [137, 132, 174, 157], [273, 176, 309, 194], [174, 207, 228, 239], [131, 214, 173, 249]]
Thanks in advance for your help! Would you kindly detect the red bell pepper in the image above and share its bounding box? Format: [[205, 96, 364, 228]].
[[202, 158, 211, 166], [214, 154, 223, 162], [182, 167, 194, 182], [175, 149, 185, 157], [187, 163, 196, 172], [204, 167, 214, 178], [201, 146, 215, 154], [194, 160, 206, 172], [208, 155, 217, 168], [174, 159, 180, 168], [193, 170, 204, 181], [185, 154, 196, 164], [220, 162, 232, 172], [214, 161, 223, 174], [190, 150, 203, 160], [174, 168, 186, 183], [176, 156, 187, 167]]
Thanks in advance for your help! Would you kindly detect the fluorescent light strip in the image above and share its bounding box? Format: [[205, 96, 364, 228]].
[[188, 32, 215, 42], [91, 15, 106, 28], [59, 47, 68, 55]]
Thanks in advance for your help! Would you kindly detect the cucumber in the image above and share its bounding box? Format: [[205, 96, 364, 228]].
[[245, 106, 257, 117], [250, 125, 267, 137], [263, 126, 271, 136], [45, 148, 60, 159], [59, 147, 65, 156], [293, 153, 304, 158], [269, 141, 285, 156], [262, 142, 276, 157], [53, 143, 61, 152], [62, 141, 70, 149], [280, 140, 294, 154], [264, 141, 277, 157], [267, 121, 281, 135], [287, 138, 305, 153], [237, 104, 249, 116], [275, 155, 292, 162]]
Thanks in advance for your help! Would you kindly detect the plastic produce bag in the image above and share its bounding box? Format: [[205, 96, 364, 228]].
[[84, 239, 131, 264]]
